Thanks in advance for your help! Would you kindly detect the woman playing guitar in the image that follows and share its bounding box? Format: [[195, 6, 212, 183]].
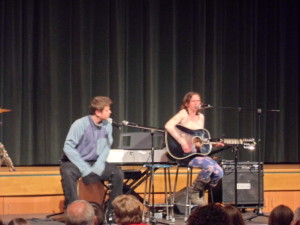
[[165, 91, 224, 206]]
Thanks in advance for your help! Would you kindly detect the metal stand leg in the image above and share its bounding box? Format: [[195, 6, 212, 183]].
[[142, 165, 174, 225], [172, 165, 196, 222]]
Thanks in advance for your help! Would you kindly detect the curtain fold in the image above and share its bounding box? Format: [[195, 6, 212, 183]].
[[0, 0, 299, 165]]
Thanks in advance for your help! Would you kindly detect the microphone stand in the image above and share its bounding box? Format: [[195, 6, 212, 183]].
[[218, 106, 243, 207], [245, 109, 268, 221], [232, 145, 240, 208], [121, 123, 169, 225]]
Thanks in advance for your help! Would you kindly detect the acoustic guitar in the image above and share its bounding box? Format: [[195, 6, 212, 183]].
[[165, 125, 256, 160]]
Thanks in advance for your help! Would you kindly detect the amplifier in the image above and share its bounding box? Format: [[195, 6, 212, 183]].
[[219, 160, 264, 208]]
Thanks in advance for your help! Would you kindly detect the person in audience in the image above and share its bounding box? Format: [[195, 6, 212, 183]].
[[90, 202, 105, 225], [65, 200, 97, 225], [291, 207, 300, 225], [187, 203, 229, 225], [293, 218, 300, 225], [223, 204, 245, 225], [268, 204, 293, 225], [112, 194, 148, 225], [8, 218, 31, 225], [0, 218, 4, 225]]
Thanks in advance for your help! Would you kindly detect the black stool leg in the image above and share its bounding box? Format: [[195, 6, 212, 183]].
[[104, 173, 114, 224], [209, 187, 214, 204]]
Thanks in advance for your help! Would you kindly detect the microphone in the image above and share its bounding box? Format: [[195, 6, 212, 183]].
[[121, 120, 138, 126], [196, 104, 213, 109], [107, 118, 122, 130]]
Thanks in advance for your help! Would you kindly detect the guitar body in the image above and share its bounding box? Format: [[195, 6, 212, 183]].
[[165, 125, 212, 160]]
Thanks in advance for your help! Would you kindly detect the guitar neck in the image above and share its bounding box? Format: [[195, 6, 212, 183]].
[[221, 139, 245, 145]]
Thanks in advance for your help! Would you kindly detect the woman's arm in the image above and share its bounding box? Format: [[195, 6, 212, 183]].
[[165, 110, 191, 153]]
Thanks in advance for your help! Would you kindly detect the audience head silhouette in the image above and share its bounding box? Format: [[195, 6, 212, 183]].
[[65, 200, 96, 225], [112, 194, 144, 225], [291, 207, 300, 225], [223, 204, 245, 225], [8, 218, 30, 225], [187, 203, 229, 225], [89, 202, 104, 225], [268, 204, 293, 225]]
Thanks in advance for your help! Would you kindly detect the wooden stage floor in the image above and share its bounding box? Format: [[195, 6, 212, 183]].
[[1, 164, 300, 221]]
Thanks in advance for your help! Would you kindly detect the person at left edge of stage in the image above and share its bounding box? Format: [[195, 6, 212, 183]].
[[60, 96, 124, 209]]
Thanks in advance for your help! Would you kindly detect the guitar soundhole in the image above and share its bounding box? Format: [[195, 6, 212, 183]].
[[193, 136, 202, 153]]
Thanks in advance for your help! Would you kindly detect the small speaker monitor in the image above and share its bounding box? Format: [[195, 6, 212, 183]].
[[118, 132, 164, 150]]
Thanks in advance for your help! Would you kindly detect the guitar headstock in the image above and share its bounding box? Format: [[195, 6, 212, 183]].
[[242, 138, 256, 150]]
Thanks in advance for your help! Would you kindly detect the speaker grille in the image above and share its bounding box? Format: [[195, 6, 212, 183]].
[[221, 161, 264, 208]]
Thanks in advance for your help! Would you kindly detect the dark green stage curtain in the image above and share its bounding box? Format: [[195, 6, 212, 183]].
[[0, 0, 299, 165]]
